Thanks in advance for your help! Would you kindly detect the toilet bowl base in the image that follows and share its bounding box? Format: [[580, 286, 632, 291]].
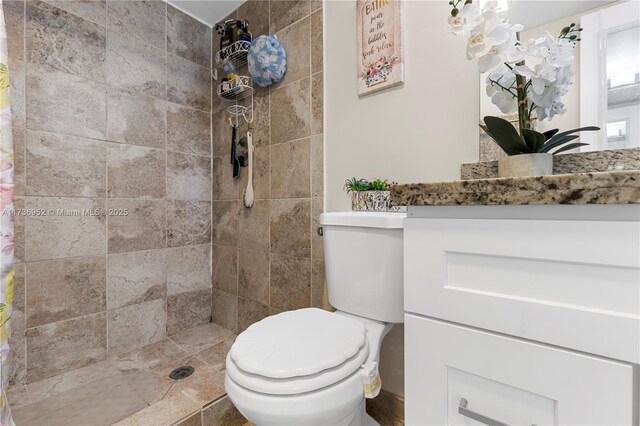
[[225, 370, 380, 426]]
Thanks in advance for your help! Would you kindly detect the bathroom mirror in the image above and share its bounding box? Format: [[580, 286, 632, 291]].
[[478, 0, 640, 154]]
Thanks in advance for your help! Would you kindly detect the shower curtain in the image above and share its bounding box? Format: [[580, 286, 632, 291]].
[[0, 0, 16, 424]]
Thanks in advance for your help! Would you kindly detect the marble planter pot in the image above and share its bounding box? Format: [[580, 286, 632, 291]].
[[498, 153, 553, 178], [351, 191, 403, 212]]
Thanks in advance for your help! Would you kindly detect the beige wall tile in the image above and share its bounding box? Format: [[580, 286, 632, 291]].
[[166, 200, 212, 247], [26, 1, 106, 82], [108, 298, 167, 355], [270, 77, 311, 144], [167, 53, 211, 112], [167, 102, 211, 156], [8, 330, 26, 387], [211, 108, 230, 157], [270, 254, 311, 311], [212, 244, 238, 295], [275, 16, 310, 86], [311, 9, 323, 74], [13, 197, 24, 263], [108, 199, 166, 253], [211, 288, 238, 333], [270, 0, 311, 33], [26, 130, 106, 197], [239, 145, 270, 200], [167, 152, 212, 201], [27, 256, 106, 327], [238, 297, 269, 331], [270, 198, 311, 257], [107, 88, 166, 149], [270, 138, 311, 198], [166, 4, 211, 68], [311, 72, 323, 135], [107, 249, 167, 309], [12, 127, 25, 196], [212, 200, 239, 246], [167, 152, 211, 201], [237, 200, 269, 251], [106, 29, 166, 99], [167, 288, 212, 335], [26, 312, 107, 383], [311, 196, 324, 259], [107, 143, 165, 198], [238, 0, 269, 38], [26, 197, 106, 261], [4, 0, 25, 60], [7, 385, 30, 410], [166, 244, 211, 295], [26, 65, 107, 140], [42, 0, 106, 26], [311, 134, 323, 197], [106, 0, 166, 49], [9, 57, 25, 129], [212, 156, 240, 201], [12, 263, 26, 332], [311, 258, 326, 309], [251, 93, 270, 148], [238, 249, 269, 304]]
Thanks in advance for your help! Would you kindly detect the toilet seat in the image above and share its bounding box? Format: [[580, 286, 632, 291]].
[[226, 308, 370, 395]]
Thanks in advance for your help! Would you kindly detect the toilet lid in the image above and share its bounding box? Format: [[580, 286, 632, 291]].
[[229, 308, 367, 379]]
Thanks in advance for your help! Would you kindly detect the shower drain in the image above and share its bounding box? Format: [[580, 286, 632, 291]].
[[169, 366, 194, 380]]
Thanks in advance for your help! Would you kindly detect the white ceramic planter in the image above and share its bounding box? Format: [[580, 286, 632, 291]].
[[498, 153, 553, 178]]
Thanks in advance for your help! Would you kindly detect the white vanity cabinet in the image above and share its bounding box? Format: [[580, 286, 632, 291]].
[[404, 205, 640, 426]]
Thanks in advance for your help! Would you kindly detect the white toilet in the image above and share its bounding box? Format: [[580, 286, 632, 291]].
[[225, 211, 405, 425]]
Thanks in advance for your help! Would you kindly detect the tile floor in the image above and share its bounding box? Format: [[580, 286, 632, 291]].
[[8, 322, 245, 426]]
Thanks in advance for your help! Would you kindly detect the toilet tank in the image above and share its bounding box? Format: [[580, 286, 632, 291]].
[[320, 211, 405, 323]]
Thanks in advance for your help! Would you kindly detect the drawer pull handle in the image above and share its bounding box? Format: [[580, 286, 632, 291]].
[[458, 398, 537, 426]]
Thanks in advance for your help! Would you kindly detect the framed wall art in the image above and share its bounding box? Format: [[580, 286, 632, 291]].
[[356, 0, 404, 96]]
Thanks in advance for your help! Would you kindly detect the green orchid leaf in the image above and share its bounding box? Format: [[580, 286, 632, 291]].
[[540, 135, 580, 153], [551, 142, 589, 155], [542, 129, 560, 140], [522, 129, 547, 153], [483, 116, 531, 155], [546, 126, 600, 145]]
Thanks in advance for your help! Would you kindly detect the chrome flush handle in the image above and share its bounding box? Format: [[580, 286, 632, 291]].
[[317, 227, 323, 236], [458, 398, 537, 426]]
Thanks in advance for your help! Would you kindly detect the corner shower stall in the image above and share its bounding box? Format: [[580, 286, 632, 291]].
[[0, 0, 324, 424]]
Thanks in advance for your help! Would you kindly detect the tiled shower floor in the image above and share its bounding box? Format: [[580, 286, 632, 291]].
[[8, 323, 246, 426]]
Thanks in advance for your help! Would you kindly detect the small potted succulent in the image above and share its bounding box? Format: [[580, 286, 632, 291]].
[[344, 178, 400, 211], [448, 0, 600, 177]]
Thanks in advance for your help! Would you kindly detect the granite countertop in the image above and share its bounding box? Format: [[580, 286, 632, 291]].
[[390, 170, 640, 206]]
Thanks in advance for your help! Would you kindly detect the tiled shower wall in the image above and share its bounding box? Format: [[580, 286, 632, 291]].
[[4, 0, 214, 386], [211, 0, 325, 332]]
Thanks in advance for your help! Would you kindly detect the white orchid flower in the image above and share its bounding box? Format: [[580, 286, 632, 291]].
[[485, 65, 518, 113], [530, 32, 575, 67], [466, 11, 510, 60], [513, 63, 556, 95], [448, 3, 479, 36], [477, 23, 525, 72]]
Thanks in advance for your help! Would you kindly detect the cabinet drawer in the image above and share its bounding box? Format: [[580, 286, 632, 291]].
[[405, 314, 635, 426], [404, 217, 640, 363]]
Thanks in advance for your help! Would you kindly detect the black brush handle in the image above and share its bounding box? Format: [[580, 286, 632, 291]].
[[230, 125, 240, 179]]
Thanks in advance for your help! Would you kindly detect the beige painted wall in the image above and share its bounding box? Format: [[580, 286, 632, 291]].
[[324, 0, 481, 395]]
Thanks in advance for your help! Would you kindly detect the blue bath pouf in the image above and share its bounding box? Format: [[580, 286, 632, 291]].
[[248, 35, 287, 87]]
